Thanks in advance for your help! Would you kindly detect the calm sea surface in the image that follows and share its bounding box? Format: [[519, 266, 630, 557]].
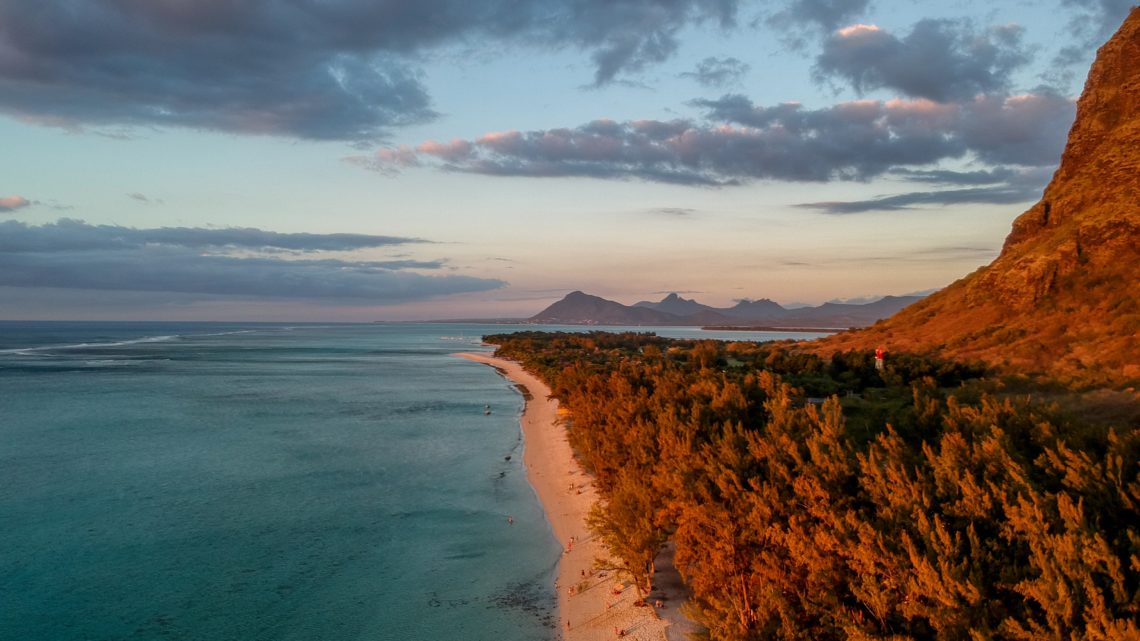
[[0, 322, 822, 641]]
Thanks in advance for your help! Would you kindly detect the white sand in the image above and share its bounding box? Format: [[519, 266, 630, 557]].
[[456, 352, 698, 641]]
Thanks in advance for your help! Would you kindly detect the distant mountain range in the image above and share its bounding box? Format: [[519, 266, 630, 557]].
[[528, 291, 923, 328]]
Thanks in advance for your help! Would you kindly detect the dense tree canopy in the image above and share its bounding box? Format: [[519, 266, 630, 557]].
[[486, 331, 1140, 641]]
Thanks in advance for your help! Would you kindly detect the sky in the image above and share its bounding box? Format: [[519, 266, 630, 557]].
[[0, 0, 1134, 321]]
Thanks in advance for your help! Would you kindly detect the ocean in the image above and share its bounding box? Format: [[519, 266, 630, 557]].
[[0, 322, 822, 641]]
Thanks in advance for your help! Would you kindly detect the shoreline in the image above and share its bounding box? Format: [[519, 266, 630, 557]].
[[456, 352, 697, 641]]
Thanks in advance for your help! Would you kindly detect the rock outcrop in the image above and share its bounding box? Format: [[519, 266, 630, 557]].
[[808, 9, 1140, 387]]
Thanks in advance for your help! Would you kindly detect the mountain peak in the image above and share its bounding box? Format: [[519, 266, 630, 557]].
[[807, 8, 1140, 387]]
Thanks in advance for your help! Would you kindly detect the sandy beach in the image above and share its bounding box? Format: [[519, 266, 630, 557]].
[[456, 352, 699, 641]]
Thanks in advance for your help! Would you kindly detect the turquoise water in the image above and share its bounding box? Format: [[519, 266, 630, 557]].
[[0, 322, 820, 640]]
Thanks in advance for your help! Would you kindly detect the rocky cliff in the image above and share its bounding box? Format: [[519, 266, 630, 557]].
[[808, 9, 1140, 387]]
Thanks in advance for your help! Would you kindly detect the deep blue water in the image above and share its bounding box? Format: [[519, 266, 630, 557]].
[[0, 322, 822, 640]]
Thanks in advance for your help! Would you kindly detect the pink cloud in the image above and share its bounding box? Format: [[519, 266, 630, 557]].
[[341, 145, 422, 175], [0, 195, 31, 212], [835, 23, 883, 38], [476, 130, 524, 153], [415, 139, 473, 160]]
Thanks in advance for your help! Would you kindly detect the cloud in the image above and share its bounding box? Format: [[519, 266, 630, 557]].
[[680, 57, 751, 87], [648, 207, 698, 216], [1059, 0, 1134, 46], [364, 90, 1073, 186], [0, 0, 743, 139], [815, 19, 1032, 102], [0, 219, 502, 302], [1048, 2, 1132, 89], [565, 2, 740, 86], [889, 167, 1019, 185], [788, 245, 1000, 268], [797, 184, 1043, 214], [798, 165, 1054, 213], [0, 250, 501, 301], [766, 0, 872, 32], [0, 219, 428, 254], [127, 192, 164, 205], [0, 195, 30, 212], [956, 90, 1077, 166], [695, 90, 1074, 167], [890, 165, 1055, 186], [798, 161, 1053, 212]]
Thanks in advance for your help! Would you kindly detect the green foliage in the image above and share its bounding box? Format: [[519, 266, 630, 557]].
[[484, 332, 1140, 641]]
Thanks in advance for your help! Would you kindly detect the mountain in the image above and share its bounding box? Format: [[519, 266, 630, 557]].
[[634, 293, 719, 317], [781, 296, 924, 327], [530, 291, 685, 325], [808, 9, 1140, 387], [723, 298, 787, 321], [529, 291, 919, 327]]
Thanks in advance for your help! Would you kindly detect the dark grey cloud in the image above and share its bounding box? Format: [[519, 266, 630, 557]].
[[0, 220, 502, 301], [0, 0, 742, 139], [680, 57, 751, 87], [814, 20, 1032, 102], [0, 219, 425, 254], [766, 0, 872, 32], [0, 195, 31, 212], [365, 90, 1072, 186], [0, 6, 435, 142]]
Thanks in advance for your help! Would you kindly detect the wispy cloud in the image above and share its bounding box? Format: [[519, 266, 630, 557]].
[[798, 165, 1054, 213], [127, 192, 163, 205], [0, 220, 503, 302], [647, 207, 698, 217], [1050, 1, 1134, 87], [0, 219, 430, 254], [782, 245, 1000, 268], [680, 57, 751, 88], [797, 185, 1043, 214], [1059, 0, 1134, 47]]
